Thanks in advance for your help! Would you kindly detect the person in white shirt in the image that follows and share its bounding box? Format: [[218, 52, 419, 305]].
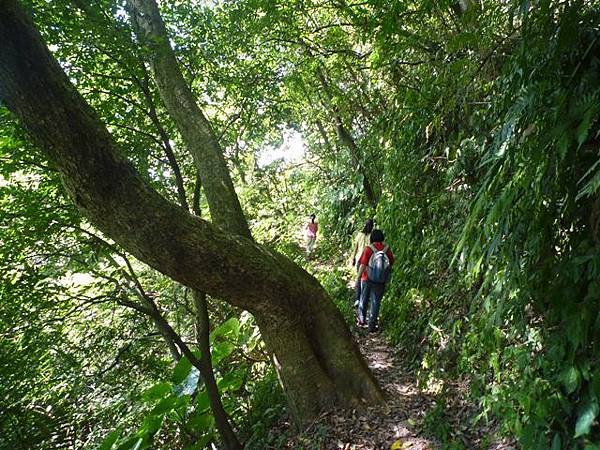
[[348, 218, 374, 307]]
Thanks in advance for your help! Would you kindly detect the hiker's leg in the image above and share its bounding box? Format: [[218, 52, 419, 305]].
[[357, 280, 370, 324], [306, 237, 315, 254], [368, 285, 385, 331], [353, 263, 361, 307]]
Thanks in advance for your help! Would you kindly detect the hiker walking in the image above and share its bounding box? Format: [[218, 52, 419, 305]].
[[356, 229, 393, 332], [349, 218, 374, 307], [305, 214, 318, 256]]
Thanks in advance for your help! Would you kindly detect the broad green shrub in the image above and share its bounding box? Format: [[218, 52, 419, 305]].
[[376, 2, 600, 447]]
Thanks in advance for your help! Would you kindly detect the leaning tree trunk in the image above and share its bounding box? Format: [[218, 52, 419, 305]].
[[124, 0, 382, 422], [68, 6, 241, 444], [121, 3, 247, 444], [0, 0, 383, 426], [125, 0, 251, 239]]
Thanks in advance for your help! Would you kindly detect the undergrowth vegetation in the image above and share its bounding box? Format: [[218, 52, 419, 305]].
[[1, 0, 600, 449], [376, 3, 600, 447]]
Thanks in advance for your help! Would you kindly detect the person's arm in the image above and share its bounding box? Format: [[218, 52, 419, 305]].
[[356, 263, 366, 282], [356, 247, 370, 282]]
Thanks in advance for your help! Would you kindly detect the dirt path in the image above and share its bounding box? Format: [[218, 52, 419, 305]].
[[323, 329, 439, 450], [275, 259, 516, 449], [281, 326, 514, 449], [276, 325, 441, 449]]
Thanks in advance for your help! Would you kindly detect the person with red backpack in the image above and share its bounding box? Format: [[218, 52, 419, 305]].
[[349, 218, 374, 308], [355, 229, 393, 332]]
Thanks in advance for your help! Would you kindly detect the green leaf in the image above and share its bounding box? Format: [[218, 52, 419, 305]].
[[576, 108, 594, 148], [210, 317, 240, 343], [558, 133, 570, 160], [172, 356, 193, 385], [172, 351, 202, 385], [174, 394, 191, 413], [151, 396, 178, 416], [185, 434, 212, 450], [188, 411, 214, 431], [138, 415, 163, 436], [561, 366, 580, 394], [196, 391, 210, 413], [574, 399, 599, 438], [567, 320, 584, 351], [577, 168, 600, 200], [142, 382, 171, 402], [551, 433, 561, 450], [217, 371, 243, 393], [115, 436, 143, 450], [98, 429, 121, 450], [211, 342, 235, 366]]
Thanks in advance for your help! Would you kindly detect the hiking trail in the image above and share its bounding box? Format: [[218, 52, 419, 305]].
[[276, 255, 516, 449], [278, 324, 516, 449]]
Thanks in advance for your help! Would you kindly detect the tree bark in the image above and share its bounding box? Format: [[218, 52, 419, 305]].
[[192, 171, 203, 218], [334, 116, 378, 207], [0, 0, 383, 426], [125, 0, 251, 238], [120, 4, 247, 445]]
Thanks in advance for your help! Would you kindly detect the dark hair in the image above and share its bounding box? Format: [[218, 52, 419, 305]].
[[362, 218, 374, 234], [370, 229, 385, 243], [310, 214, 316, 223]]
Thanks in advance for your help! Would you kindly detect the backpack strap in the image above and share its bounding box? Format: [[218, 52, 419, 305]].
[[369, 244, 388, 253]]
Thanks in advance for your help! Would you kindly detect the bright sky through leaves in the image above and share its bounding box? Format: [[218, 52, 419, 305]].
[[257, 129, 306, 167]]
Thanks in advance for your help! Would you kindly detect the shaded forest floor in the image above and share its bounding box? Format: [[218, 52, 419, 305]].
[[262, 253, 516, 449], [273, 327, 515, 449]]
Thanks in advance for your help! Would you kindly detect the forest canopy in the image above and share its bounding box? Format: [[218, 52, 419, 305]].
[[1, 0, 600, 449]]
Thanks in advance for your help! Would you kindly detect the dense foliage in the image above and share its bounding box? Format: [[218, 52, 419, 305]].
[[1, 0, 600, 448]]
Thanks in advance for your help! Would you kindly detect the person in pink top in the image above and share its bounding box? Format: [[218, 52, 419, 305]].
[[305, 214, 318, 256]]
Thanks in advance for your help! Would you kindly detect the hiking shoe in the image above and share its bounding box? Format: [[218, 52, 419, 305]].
[[368, 325, 379, 333], [356, 319, 367, 328]]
